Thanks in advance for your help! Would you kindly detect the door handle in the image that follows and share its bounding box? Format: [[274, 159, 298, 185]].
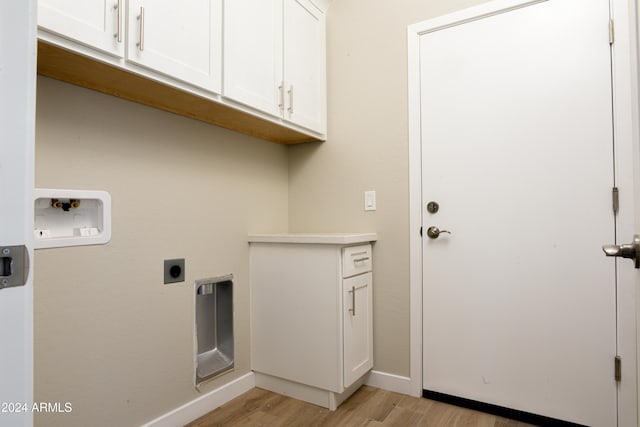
[[348, 283, 368, 316], [602, 235, 640, 268], [113, 0, 122, 43], [137, 7, 145, 51], [349, 285, 356, 316], [427, 226, 451, 239], [287, 85, 294, 114]]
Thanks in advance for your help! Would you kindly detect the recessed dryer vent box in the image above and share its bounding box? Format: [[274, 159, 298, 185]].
[[195, 275, 234, 385], [34, 188, 112, 249]]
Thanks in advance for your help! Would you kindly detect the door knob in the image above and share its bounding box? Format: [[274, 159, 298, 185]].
[[602, 235, 640, 268], [427, 226, 451, 239]]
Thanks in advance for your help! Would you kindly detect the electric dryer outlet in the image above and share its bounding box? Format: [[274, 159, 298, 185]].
[[164, 259, 185, 284]]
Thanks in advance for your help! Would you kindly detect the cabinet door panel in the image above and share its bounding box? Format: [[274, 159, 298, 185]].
[[39, 0, 124, 56], [283, 0, 325, 132], [224, 0, 282, 116], [343, 272, 373, 388], [127, 0, 222, 93]]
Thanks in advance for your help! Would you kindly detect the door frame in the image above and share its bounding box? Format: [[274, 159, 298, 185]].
[[0, 0, 37, 426], [407, 0, 640, 424]]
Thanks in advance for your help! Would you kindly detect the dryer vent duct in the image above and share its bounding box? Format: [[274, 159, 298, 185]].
[[195, 275, 234, 385]]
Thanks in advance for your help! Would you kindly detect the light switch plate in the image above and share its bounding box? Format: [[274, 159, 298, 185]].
[[364, 191, 376, 211]]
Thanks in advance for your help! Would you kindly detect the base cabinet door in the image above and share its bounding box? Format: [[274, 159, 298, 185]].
[[126, 0, 222, 93], [39, 0, 124, 56], [343, 272, 373, 388]]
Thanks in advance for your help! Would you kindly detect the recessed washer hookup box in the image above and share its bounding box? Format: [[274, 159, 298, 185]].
[[34, 188, 112, 249]]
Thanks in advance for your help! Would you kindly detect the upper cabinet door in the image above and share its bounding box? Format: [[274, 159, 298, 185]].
[[39, 0, 125, 57], [127, 0, 222, 93], [223, 0, 283, 117], [283, 0, 325, 133]]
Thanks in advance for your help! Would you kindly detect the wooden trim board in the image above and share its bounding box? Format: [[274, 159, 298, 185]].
[[37, 41, 320, 145]]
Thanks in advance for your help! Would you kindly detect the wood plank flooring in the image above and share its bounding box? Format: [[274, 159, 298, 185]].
[[186, 386, 538, 427]]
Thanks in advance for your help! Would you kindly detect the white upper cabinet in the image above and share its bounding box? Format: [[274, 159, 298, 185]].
[[39, 0, 125, 57], [283, 0, 325, 133], [126, 0, 222, 93], [224, 0, 326, 134], [37, 0, 325, 142], [224, 0, 283, 117]]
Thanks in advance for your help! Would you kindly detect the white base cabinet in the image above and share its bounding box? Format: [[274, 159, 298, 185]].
[[249, 234, 376, 410]]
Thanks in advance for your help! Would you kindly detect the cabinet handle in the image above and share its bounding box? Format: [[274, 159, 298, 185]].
[[278, 82, 285, 112], [348, 283, 368, 317], [137, 7, 145, 51], [287, 85, 294, 114], [353, 257, 370, 263], [349, 285, 356, 316], [113, 0, 122, 42]]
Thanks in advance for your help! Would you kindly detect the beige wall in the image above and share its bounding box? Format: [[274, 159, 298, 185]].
[[34, 77, 289, 426], [34, 1, 495, 425], [289, 0, 489, 377]]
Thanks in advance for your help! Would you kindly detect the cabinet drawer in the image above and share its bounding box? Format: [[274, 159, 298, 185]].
[[342, 245, 372, 278]]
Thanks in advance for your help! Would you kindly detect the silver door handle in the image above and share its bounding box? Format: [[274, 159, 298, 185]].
[[137, 7, 145, 51], [602, 235, 640, 268], [349, 285, 356, 316], [113, 0, 122, 42], [348, 284, 368, 316], [287, 85, 293, 114], [427, 226, 451, 239]]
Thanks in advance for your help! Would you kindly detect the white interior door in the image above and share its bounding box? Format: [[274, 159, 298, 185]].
[[420, 1, 616, 425], [0, 1, 36, 426]]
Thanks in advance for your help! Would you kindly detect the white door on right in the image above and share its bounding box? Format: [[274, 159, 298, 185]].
[[420, 0, 616, 425]]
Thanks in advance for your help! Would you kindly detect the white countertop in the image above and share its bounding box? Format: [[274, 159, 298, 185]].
[[248, 233, 377, 245]]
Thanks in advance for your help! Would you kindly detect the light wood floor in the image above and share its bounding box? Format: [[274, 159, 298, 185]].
[[186, 386, 538, 427]]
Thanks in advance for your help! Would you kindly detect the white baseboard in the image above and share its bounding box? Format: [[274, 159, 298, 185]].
[[141, 370, 414, 426], [141, 372, 255, 427], [365, 370, 416, 396]]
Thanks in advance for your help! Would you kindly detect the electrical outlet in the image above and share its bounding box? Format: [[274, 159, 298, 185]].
[[164, 258, 185, 284]]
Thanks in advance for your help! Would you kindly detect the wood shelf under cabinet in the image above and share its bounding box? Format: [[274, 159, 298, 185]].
[[36, 41, 320, 145]]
